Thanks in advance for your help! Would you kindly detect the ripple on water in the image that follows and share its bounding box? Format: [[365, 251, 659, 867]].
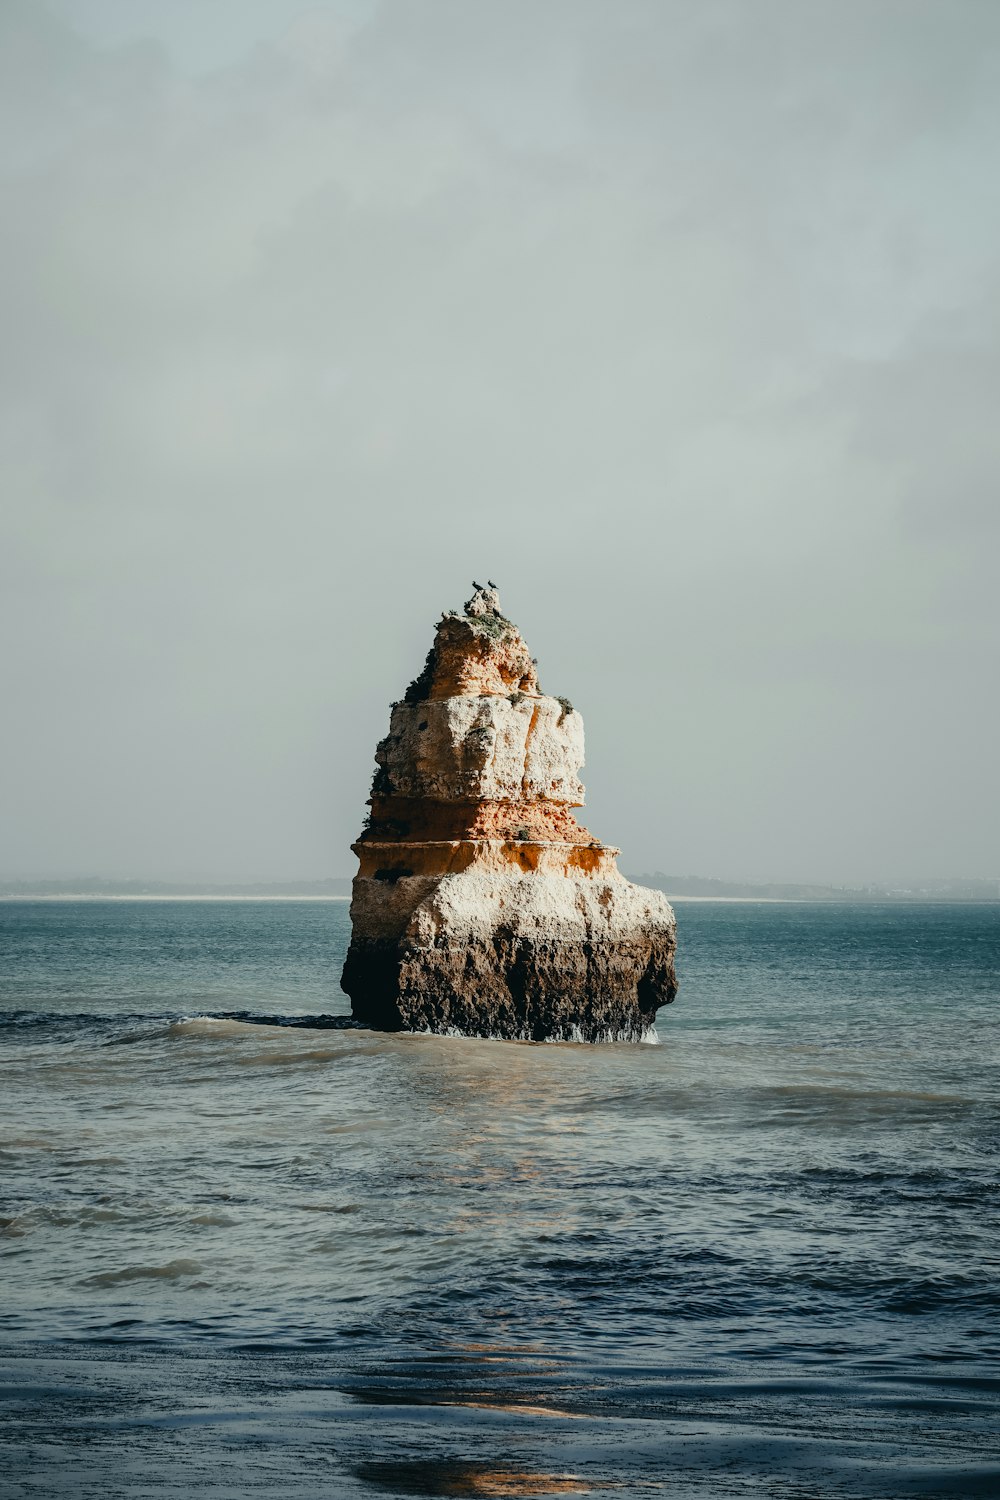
[[81, 1259, 203, 1288], [0, 899, 998, 1496]]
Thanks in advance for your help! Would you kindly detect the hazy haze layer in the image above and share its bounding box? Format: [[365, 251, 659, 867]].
[[2, 0, 999, 883]]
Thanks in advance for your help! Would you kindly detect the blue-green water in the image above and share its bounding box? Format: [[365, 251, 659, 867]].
[[1, 899, 998, 1497]]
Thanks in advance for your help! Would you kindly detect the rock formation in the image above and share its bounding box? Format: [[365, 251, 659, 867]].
[[340, 586, 678, 1041]]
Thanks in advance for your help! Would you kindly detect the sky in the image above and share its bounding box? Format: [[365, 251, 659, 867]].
[[2, 0, 999, 885]]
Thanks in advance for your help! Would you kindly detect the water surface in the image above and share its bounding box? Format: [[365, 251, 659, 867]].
[[1, 899, 998, 1497]]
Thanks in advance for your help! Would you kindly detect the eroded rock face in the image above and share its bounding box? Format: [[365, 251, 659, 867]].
[[340, 587, 678, 1041], [374, 694, 585, 804]]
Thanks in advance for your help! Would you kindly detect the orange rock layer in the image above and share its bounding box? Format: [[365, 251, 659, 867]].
[[354, 840, 620, 881], [361, 796, 598, 846]]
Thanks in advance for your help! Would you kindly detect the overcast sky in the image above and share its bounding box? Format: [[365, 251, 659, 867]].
[[2, 0, 998, 884]]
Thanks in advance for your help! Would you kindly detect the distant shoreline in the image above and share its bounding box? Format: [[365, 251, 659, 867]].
[[631, 874, 1000, 903], [2, 872, 997, 904], [666, 894, 1000, 904], [0, 893, 352, 902], [1, 892, 997, 906]]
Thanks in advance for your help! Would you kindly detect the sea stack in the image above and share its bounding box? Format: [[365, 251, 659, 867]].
[[341, 586, 678, 1041]]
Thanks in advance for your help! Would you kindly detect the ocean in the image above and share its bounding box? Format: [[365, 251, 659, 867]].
[[1, 898, 998, 1498]]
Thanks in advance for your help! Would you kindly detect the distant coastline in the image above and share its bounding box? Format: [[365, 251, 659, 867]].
[[0, 893, 352, 902], [631, 873, 1000, 903], [0, 878, 352, 901], [1, 873, 997, 903]]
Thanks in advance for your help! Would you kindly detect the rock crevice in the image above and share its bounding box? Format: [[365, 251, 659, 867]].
[[341, 587, 677, 1041]]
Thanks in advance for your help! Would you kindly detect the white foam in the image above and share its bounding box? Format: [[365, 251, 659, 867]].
[[412, 1021, 661, 1046]]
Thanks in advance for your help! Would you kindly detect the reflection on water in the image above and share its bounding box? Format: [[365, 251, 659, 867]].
[[0, 898, 998, 1497], [353, 1464, 591, 1495]]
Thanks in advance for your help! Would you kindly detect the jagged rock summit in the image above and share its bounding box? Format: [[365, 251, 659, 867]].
[[340, 586, 678, 1041]]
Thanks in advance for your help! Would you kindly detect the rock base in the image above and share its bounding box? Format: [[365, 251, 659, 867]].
[[343, 933, 677, 1041], [341, 857, 678, 1042]]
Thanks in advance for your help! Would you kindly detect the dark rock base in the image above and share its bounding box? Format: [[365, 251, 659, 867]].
[[341, 933, 678, 1042]]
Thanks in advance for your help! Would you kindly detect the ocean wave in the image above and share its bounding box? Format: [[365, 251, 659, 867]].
[[0, 1009, 155, 1036], [0, 1009, 367, 1044], [167, 1017, 268, 1039], [81, 1259, 202, 1288], [209, 1010, 366, 1029]]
